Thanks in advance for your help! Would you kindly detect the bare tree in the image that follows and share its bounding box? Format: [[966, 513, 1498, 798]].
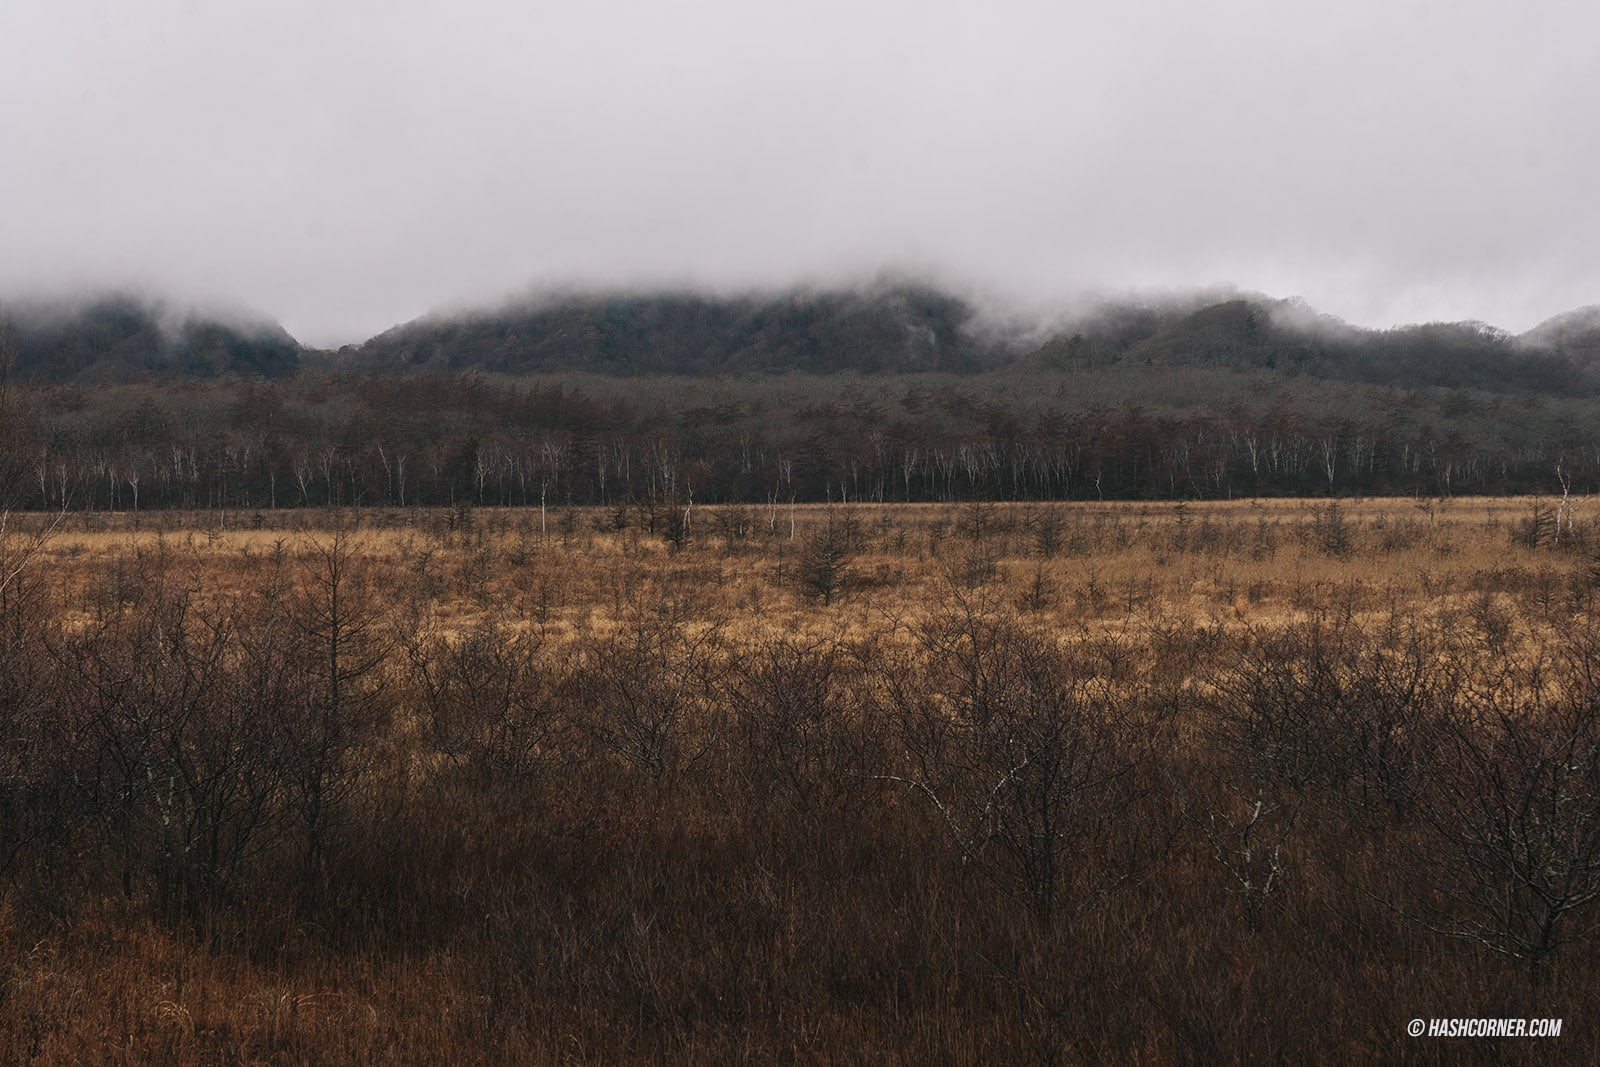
[[284, 522, 391, 900]]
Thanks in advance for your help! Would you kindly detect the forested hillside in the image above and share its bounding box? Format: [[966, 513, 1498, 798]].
[[334, 283, 1009, 375], [3, 366, 1598, 512], [340, 285, 1600, 393], [0, 295, 301, 382], [5, 285, 1600, 509], [1022, 298, 1600, 393], [8, 284, 1600, 393]]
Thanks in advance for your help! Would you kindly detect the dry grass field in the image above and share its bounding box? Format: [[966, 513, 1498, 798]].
[[3, 497, 1600, 1062], [29, 494, 1588, 629]]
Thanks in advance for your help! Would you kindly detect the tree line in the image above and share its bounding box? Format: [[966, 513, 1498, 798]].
[[3, 368, 1597, 511]]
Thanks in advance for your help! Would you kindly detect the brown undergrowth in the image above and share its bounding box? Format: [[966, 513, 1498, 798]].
[[3, 498, 1600, 1062]]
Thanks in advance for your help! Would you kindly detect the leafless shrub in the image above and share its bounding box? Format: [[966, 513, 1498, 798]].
[[1209, 621, 1361, 798], [52, 568, 285, 921], [729, 633, 877, 816], [572, 593, 728, 782], [875, 597, 1142, 924], [1179, 778, 1300, 933], [1410, 678, 1600, 984], [404, 616, 564, 784], [0, 551, 55, 884], [1210, 617, 1449, 822]]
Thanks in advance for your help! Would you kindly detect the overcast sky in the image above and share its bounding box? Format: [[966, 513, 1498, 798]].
[[2, 0, 1596, 347]]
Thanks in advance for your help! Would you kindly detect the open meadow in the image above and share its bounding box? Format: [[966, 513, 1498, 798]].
[[3, 496, 1600, 1062]]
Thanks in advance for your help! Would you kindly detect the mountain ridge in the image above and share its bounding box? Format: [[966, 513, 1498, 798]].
[[7, 284, 1600, 394]]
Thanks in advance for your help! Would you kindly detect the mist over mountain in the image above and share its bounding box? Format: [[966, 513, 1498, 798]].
[[330, 282, 1600, 395], [7, 282, 1600, 398], [1018, 295, 1600, 393], [1520, 305, 1600, 363], [332, 282, 1021, 376], [9, 279, 1600, 509], [0, 294, 301, 383]]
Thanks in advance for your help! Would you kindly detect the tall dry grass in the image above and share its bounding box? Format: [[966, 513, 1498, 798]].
[[2, 498, 1598, 1062]]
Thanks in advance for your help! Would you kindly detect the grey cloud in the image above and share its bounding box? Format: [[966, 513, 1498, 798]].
[[2, 0, 1596, 348]]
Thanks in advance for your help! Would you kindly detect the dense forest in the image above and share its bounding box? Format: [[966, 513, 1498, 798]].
[[3, 284, 1600, 509]]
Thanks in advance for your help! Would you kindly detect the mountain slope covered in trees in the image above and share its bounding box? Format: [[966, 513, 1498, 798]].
[[1019, 297, 1600, 393], [0, 294, 302, 382], [335, 283, 1010, 376], [8, 282, 1600, 511], [7, 284, 1600, 397], [340, 284, 1600, 395]]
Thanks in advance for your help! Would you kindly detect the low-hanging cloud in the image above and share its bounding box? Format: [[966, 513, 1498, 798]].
[[2, 0, 1596, 348]]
